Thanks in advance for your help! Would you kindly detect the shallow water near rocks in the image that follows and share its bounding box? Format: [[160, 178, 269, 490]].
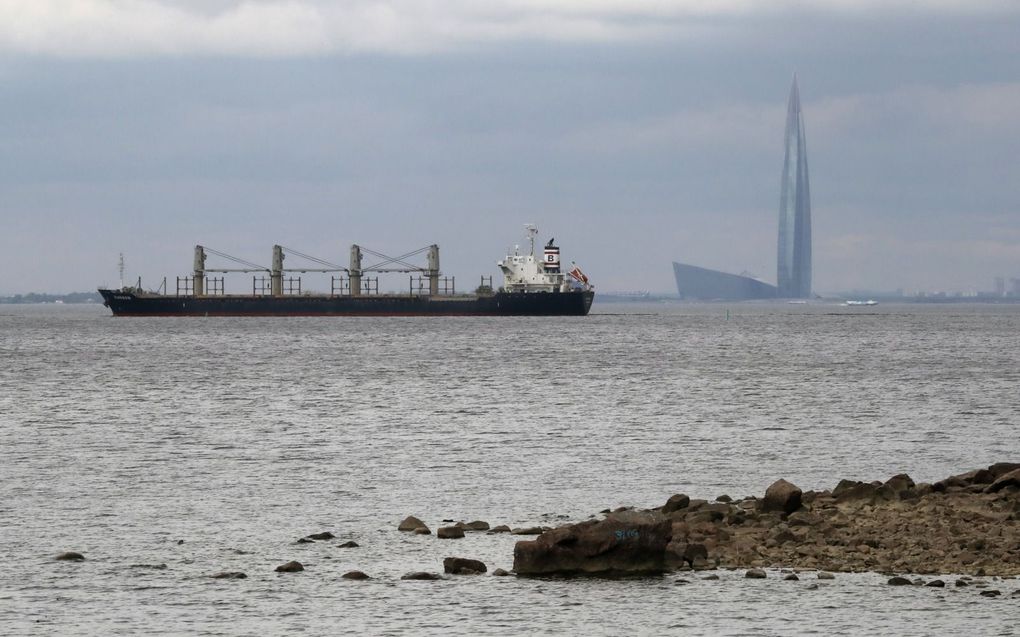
[[2, 302, 1019, 635]]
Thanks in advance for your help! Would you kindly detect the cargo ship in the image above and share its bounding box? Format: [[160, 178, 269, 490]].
[[99, 226, 594, 317]]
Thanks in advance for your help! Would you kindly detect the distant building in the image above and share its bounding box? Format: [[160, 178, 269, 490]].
[[672, 262, 777, 300], [672, 76, 814, 300], [777, 76, 812, 298]]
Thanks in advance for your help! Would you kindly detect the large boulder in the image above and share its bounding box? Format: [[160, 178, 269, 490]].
[[443, 557, 487, 574], [761, 479, 802, 515], [275, 561, 304, 573], [513, 510, 672, 576], [55, 552, 85, 561], [437, 526, 465, 539], [832, 480, 878, 502], [398, 516, 427, 532], [662, 494, 691, 514], [985, 468, 1020, 493]]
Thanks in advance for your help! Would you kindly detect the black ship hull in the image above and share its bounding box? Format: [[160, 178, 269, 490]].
[[98, 289, 595, 317]]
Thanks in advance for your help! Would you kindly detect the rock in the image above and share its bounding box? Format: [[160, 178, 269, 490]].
[[887, 576, 911, 586], [488, 525, 511, 533], [762, 479, 802, 515], [513, 510, 672, 576], [296, 538, 315, 544], [437, 526, 465, 539], [210, 571, 247, 579], [985, 468, 1020, 493], [745, 568, 767, 579], [876, 474, 916, 501], [55, 552, 85, 561], [979, 590, 1001, 597], [703, 574, 720, 580], [675, 578, 690, 585], [716, 494, 732, 503], [665, 541, 708, 568], [784, 573, 799, 581], [130, 563, 168, 570], [464, 521, 490, 531], [806, 583, 819, 590], [492, 568, 510, 576], [275, 561, 304, 573], [338, 541, 359, 548], [398, 516, 427, 532], [662, 494, 691, 514], [444, 557, 487, 574], [817, 572, 835, 580], [832, 479, 877, 502], [306, 532, 335, 540], [511, 527, 544, 535], [401, 572, 440, 580], [414, 527, 431, 535], [342, 570, 370, 580], [988, 462, 1020, 478], [955, 579, 969, 587], [926, 579, 945, 587]]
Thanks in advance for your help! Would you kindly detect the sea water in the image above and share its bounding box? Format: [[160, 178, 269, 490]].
[[1, 302, 1018, 635]]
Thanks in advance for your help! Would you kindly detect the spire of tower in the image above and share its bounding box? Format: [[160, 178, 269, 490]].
[[777, 75, 812, 299]]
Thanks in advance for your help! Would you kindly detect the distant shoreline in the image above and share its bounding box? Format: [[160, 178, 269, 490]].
[[0, 292, 101, 304]]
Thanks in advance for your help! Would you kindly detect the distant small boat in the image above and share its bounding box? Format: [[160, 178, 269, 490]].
[[844, 299, 878, 306], [787, 300, 808, 304]]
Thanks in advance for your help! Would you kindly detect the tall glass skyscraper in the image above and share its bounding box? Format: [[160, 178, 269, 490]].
[[777, 76, 812, 298]]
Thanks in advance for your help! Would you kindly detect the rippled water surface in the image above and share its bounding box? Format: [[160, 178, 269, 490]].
[[2, 302, 1019, 635]]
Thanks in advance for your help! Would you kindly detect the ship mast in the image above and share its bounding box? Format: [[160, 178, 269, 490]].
[[524, 223, 537, 256], [118, 253, 125, 289]]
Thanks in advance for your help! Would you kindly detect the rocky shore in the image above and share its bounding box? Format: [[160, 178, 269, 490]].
[[514, 463, 1020, 577]]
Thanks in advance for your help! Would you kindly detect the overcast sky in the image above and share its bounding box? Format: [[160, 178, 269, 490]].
[[2, 1, 1019, 294]]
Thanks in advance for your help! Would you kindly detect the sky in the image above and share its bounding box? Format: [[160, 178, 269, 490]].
[[1, 0, 1019, 295]]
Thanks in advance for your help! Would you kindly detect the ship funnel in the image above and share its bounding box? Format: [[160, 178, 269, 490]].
[[543, 241, 560, 273]]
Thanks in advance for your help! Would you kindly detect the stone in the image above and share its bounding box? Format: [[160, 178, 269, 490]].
[[399, 516, 427, 532], [877, 474, 916, 501], [988, 462, 1020, 478], [832, 480, 877, 502], [817, 572, 835, 580], [211, 571, 247, 579], [437, 526, 465, 539], [511, 527, 544, 535], [955, 580, 969, 587], [762, 479, 802, 515], [745, 568, 767, 579], [703, 574, 720, 580], [979, 590, 1001, 597], [275, 561, 304, 573], [306, 532, 335, 540], [985, 468, 1020, 493], [784, 573, 799, 581], [414, 527, 431, 535], [444, 557, 487, 574], [489, 525, 511, 533], [342, 570, 370, 580], [716, 495, 733, 503], [887, 576, 911, 586], [296, 538, 315, 544], [675, 578, 690, 585], [55, 552, 85, 561], [513, 510, 672, 576], [465, 521, 490, 531], [662, 494, 691, 514], [492, 568, 510, 576], [338, 541, 359, 548], [401, 572, 440, 580], [926, 579, 945, 587]]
